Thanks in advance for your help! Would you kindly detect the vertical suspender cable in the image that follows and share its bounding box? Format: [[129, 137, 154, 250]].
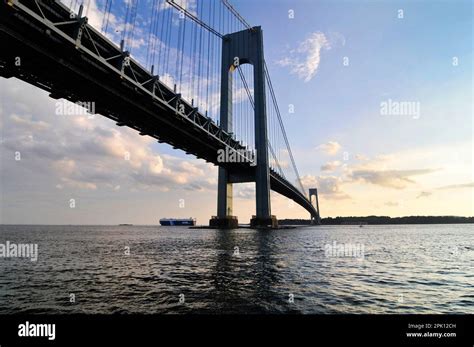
[[197, 0, 203, 110], [121, 0, 131, 48], [146, 0, 157, 69], [205, 1, 211, 115], [164, 6, 172, 79], [179, 11, 186, 92], [157, 0, 166, 75], [151, 1, 162, 73]]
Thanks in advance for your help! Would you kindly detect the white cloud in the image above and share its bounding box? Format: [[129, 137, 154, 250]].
[[158, 0, 198, 24], [384, 201, 399, 207], [321, 160, 341, 172], [64, 0, 118, 33], [350, 169, 438, 189], [10, 114, 50, 131], [277, 32, 331, 82], [1, 78, 217, 196], [437, 182, 474, 190], [416, 191, 432, 199], [355, 154, 369, 161], [301, 174, 350, 200], [316, 141, 341, 155], [234, 183, 255, 200]]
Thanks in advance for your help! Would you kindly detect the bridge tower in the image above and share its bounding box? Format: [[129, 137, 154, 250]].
[[309, 188, 321, 225], [210, 26, 276, 229]]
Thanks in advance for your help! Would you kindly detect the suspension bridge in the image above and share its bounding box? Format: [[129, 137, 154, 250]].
[[0, 0, 321, 228]]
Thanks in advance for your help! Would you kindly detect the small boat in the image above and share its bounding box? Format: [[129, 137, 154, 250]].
[[159, 218, 196, 226]]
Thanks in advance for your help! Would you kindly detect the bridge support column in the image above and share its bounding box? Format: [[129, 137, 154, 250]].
[[210, 167, 238, 228], [209, 26, 238, 229], [211, 26, 276, 229], [251, 27, 274, 228], [309, 188, 321, 225]]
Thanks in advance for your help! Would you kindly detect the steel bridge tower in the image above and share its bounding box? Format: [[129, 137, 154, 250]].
[[309, 188, 321, 225], [210, 27, 276, 229]]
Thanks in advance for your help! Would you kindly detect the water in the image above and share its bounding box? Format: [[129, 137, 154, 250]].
[[0, 224, 473, 314]]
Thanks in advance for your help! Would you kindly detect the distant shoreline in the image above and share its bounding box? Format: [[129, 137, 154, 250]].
[[1, 215, 473, 227], [280, 216, 474, 225]]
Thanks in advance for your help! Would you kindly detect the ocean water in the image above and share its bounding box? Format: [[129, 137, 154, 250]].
[[0, 224, 473, 314]]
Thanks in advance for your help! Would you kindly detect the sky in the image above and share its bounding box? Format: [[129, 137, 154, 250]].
[[0, 0, 472, 224]]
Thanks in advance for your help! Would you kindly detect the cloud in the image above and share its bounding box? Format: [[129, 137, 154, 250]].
[[277, 32, 334, 82], [234, 183, 255, 200], [326, 31, 346, 47], [155, 0, 199, 27], [416, 191, 432, 199], [349, 153, 395, 171], [384, 201, 399, 207], [350, 169, 438, 189], [316, 141, 342, 155], [67, 0, 118, 34], [355, 154, 369, 161], [321, 160, 341, 172], [436, 182, 474, 190], [1, 78, 217, 196], [10, 114, 50, 131], [301, 174, 350, 200]]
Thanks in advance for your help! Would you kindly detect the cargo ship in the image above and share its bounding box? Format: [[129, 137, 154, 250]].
[[159, 218, 196, 226]]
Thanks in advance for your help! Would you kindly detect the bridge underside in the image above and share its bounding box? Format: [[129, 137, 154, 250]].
[[0, 1, 252, 169], [0, 0, 320, 226]]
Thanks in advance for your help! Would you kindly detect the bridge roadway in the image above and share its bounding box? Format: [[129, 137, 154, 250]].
[[0, 0, 318, 218]]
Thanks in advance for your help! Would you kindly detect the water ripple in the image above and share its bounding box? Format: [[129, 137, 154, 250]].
[[0, 224, 473, 314]]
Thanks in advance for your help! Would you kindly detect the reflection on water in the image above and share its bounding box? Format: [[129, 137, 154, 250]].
[[0, 224, 473, 314]]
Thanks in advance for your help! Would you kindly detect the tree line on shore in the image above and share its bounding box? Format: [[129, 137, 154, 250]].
[[279, 216, 474, 225]]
